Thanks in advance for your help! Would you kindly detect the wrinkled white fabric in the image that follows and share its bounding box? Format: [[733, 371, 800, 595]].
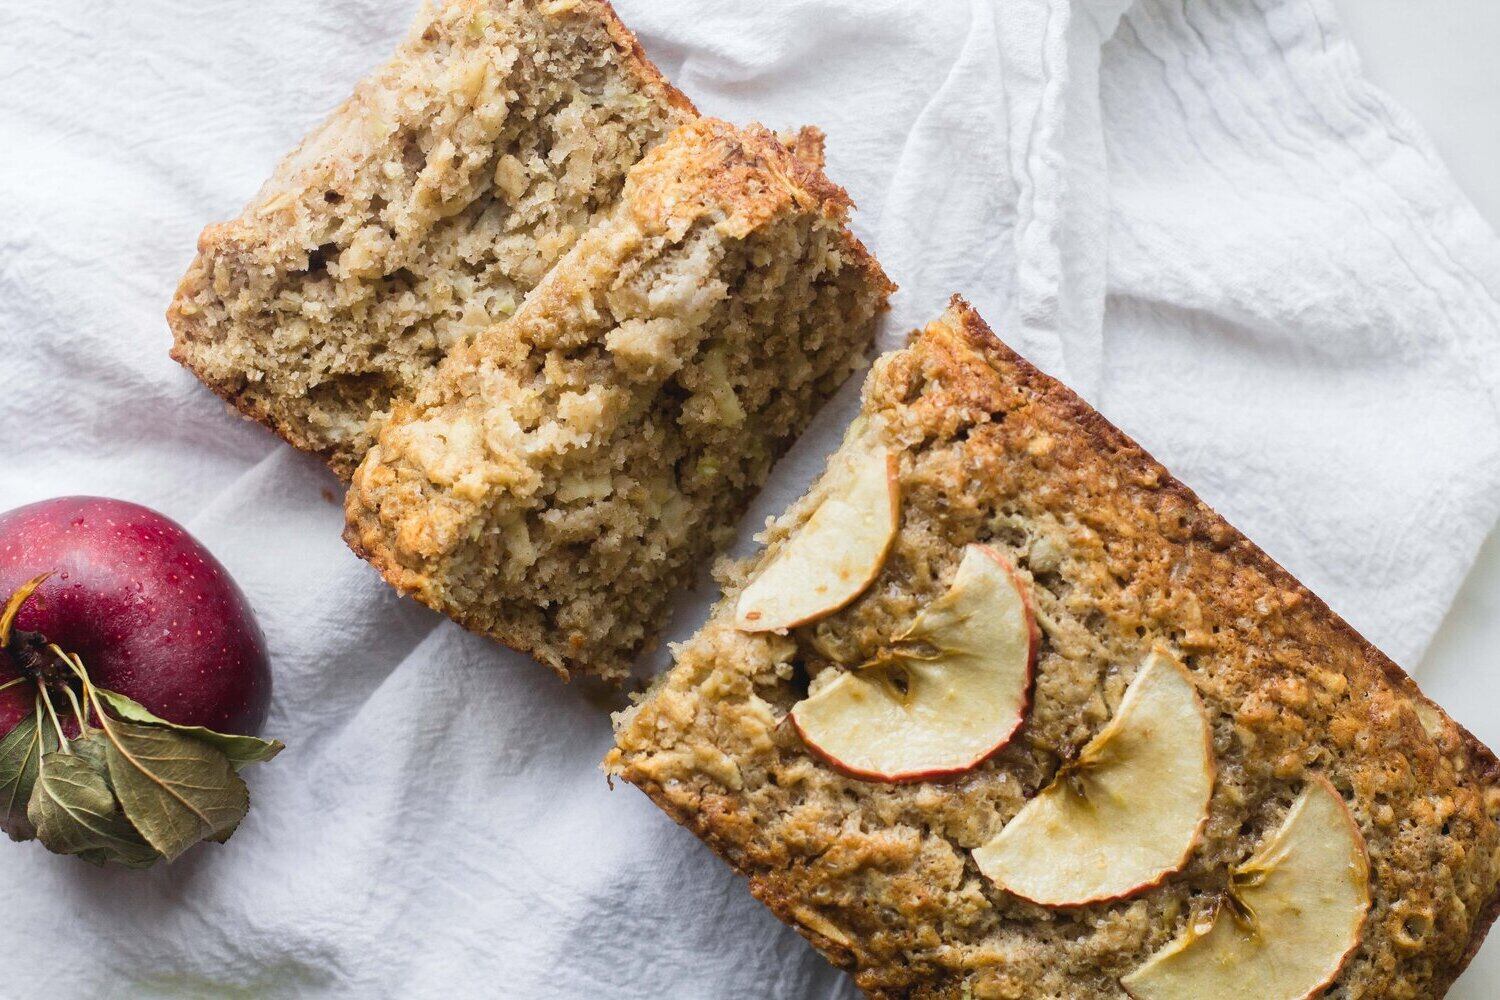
[[1, 0, 1497, 996]]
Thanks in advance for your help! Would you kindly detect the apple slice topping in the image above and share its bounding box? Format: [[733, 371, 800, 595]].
[[1121, 776, 1370, 1000], [972, 649, 1213, 906], [789, 544, 1036, 782], [736, 429, 899, 633]]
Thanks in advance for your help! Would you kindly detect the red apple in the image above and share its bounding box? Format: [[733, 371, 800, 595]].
[[0, 497, 270, 738]]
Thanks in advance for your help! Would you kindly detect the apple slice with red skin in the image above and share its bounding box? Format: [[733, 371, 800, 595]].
[[1121, 775, 1371, 1000], [973, 649, 1214, 906], [736, 430, 899, 633], [790, 544, 1037, 782], [0, 497, 271, 738]]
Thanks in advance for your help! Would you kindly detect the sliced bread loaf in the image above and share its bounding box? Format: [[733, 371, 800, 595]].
[[608, 298, 1500, 997], [169, 0, 694, 477], [344, 118, 895, 680]]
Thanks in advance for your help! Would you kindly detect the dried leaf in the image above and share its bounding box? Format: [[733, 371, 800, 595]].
[[0, 711, 56, 841], [208, 817, 241, 845], [28, 745, 158, 867], [98, 716, 248, 861], [68, 730, 111, 774], [96, 689, 284, 770]]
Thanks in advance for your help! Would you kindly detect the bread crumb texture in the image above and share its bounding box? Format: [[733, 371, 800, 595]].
[[608, 298, 1500, 998], [168, 0, 694, 477], [344, 118, 893, 681]]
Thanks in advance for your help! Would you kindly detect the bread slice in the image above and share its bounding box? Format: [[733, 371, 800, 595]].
[[344, 118, 895, 682], [608, 298, 1500, 997], [168, 0, 694, 478]]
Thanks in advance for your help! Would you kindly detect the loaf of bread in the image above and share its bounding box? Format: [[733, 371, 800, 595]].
[[169, 0, 694, 477], [345, 118, 894, 681], [609, 298, 1500, 997]]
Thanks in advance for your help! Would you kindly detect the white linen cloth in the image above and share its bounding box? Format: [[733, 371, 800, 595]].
[[2, 0, 1498, 995]]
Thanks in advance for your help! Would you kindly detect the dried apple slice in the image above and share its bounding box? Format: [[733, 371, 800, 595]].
[[973, 649, 1213, 905], [735, 430, 899, 632], [789, 544, 1036, 782], [1121, 776, 1370, 1000]]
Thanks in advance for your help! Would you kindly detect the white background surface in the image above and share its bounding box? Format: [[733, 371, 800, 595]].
[[1334, 3, 1500, 992]]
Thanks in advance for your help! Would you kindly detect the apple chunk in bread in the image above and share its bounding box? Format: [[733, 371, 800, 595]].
[[735, 429, 899, 632], [1121, 776, 1370, 1000], [789, 544, 1036, 782], [972, 649, 1213, 905]]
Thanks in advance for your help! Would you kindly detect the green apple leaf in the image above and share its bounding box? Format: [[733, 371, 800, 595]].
[[0, 711, 58, 842], [97, 715, 248, 861], [28, 743, 158, 867], [95, 689, 283, 770]]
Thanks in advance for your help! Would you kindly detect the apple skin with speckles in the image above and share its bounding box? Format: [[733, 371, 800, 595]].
[[0, 497, 270, 738]]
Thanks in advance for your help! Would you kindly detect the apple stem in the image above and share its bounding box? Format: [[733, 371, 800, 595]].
[[60, 683, 89, 734], [1222, 871, 1263, 934], [3, 631, 66, 687], [1055, 757, 1099, 805], [50, 645, 88, 684], [52, 648, 100, 730], [848, 650, 918, 703], [37, 685, 69, 753]]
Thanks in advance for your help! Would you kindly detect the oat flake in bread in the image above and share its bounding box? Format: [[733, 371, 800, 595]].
[[345, 118, 894, 682], [169, 0, 694, 478], [608, 297, 1500, 998]]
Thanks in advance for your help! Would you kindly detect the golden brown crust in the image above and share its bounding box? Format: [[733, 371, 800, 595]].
[[780, 125, 828, 171], [587, 0, 698, 117], [621, 118, 850, 234], [616, 117, 889, 304], [611, 296, 1500, 997]]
